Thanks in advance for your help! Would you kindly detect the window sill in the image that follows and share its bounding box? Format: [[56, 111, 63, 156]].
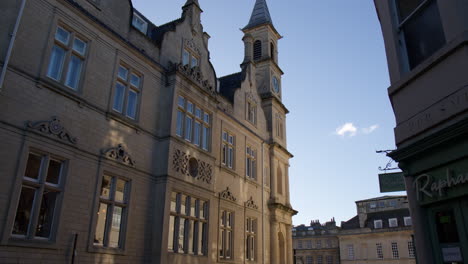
[[220, 165, 237, 176], [106, 111, 140, 132], [4, 237, 58, 250], [88, 245, 126, 255]]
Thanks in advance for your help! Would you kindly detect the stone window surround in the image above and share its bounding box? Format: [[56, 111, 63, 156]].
[[88, 167, 132, 256], [111, 62, 143, 121], [43, 22, 89, 94], [5, 148, 68, 246]]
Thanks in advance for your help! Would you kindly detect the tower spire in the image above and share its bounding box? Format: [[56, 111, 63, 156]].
[[244, 0, 273, 30]]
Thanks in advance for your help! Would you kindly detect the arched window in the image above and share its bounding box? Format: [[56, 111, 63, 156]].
[[277, 165, 283, 194], [270, 42, 275, 61], [253, 40, 262, 60]]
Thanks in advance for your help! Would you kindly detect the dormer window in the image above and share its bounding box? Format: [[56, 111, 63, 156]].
[[389, 218, 398, 228], [374, 219, 383, 229], [253, 40, 262, 60], [404, 216, 412, 226], [132, 12, 148, 34]]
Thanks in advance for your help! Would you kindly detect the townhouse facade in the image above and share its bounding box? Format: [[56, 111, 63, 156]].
[[374, 0, 468, 263], [0, 0, 296, 263]]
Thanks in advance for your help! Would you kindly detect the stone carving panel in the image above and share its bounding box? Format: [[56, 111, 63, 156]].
[[177, 63, 215, 96], [219, 187, 237, 202], [245, 196, 259, 210], [101, 144, 136, 167], [184, 39, 201, 56], [172, 148, 212, 184], [27, 116, 77, 144]]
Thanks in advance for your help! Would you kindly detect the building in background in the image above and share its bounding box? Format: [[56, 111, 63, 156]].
[[374, 1, 468, 263], [339, 196, 415, 264], [0, 0, 296, 263], [293, 219, 340, 264]]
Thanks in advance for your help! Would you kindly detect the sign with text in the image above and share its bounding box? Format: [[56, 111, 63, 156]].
[[379, 172, 405, 193]]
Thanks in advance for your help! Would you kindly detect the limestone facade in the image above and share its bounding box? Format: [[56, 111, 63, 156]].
[[0, 0, 296, 263]]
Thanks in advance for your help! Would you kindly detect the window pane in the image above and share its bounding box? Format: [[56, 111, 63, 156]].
[[46, 159, 61, 185], [24, 153, 42, 180], [176, 110, 184, 137], [130, 74, 140, 88], [170, 192, 177, 212], [180, 195, 186, 214], [118, 66, 128, 80], [178, 96, 185, 108], [190, 198, 196, 216], [188, 220, 195, 254], [199, 201, 206, 220], [12, 186, 36, 235], [194, 122, 201, 146], [112, 82, 125, 112], [47, 45, 66, 80], [94, 203, 108, 245], [109, 206, 123, 248], [168, 215, 175, 251], [35, 190, 58, 238], [182, 50, 190, 66], [187, 102, 194, 113], [115, 179, 126, 203], [436, 210, 460, 243], [195, 108, 202, 119], [204, 113, 210, 124], [100, 175, 112, 199], [202, 126, 209, 150], [191, 57, 198, 68], [397, 0, 424, 21], [65, 55, 83, 90], [185, 117, 193, 141], [178, 218, 186, 252], [126, 89, 138, 119], [403, 1, 445, 69], [55, 27, 70, 44], [72, 38, 87, 56]]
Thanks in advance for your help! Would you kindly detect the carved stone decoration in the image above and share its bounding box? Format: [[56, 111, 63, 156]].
[[172, 148, 212, 184], [177, 63, 216, 96], [101, 144, 136, 167], [27, 116, 77, 144], [219, 187, 237, 202], [245, 196, 259, 209], [246, 92, 258, 105], [218, 102, 233, 115], [184, 39, 201, 56]]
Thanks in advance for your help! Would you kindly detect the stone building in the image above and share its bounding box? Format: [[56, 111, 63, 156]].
[[0, 0, 296, 263], [292, 219, 340, 264], [339, 196, 415, 264], [374, 0, 468, 263]]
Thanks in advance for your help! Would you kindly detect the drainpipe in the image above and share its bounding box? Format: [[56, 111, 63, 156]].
[[261, 142, 265, 264], [0, 0, 27, 91]]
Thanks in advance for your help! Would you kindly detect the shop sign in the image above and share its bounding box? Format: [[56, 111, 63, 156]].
[[379, 172, 405, 193], [442, 247, 463, 262], [414, 169, 468, 201]]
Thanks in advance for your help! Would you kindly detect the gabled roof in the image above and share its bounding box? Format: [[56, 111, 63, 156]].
[[243, 0, 273, 30]]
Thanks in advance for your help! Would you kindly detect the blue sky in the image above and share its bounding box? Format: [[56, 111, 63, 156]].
[[132, 0, 404, 225]]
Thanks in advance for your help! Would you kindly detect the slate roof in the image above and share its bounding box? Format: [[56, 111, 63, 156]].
[[365, 208, 411, 229], [355, 195, 407, 203], [218, 72, 243, 103], [341, 215, 360, 230], [244, 0, 273, 30]]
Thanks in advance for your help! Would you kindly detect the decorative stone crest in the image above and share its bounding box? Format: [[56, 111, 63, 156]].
[[184, 39, 201, 56], [27, 116, 77, 144], [245, 196, 259, 210], [177, 63, 216, 96], [246, 92, 258, 105], [101, 144, 136, 167], [219, 187, 237, 202], [172, 148, 213, 184]]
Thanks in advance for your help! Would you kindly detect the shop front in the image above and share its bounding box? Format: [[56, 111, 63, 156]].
[[392, 124, 468, 264]]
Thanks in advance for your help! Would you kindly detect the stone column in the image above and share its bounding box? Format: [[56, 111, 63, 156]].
[[285, 163, 291, 206], [270, 221, 279, 264]]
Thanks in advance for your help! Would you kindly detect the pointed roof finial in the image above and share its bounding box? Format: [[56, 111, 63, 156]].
[[183, 0, 200, 9], [244, 0, 273, 30]]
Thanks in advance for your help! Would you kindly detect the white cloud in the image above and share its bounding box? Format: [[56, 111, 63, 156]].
[[362, 124, 379, 134], [335, 122, 358, 137]]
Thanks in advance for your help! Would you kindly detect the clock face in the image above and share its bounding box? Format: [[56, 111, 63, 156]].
[[272, 76, 280, 93]]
